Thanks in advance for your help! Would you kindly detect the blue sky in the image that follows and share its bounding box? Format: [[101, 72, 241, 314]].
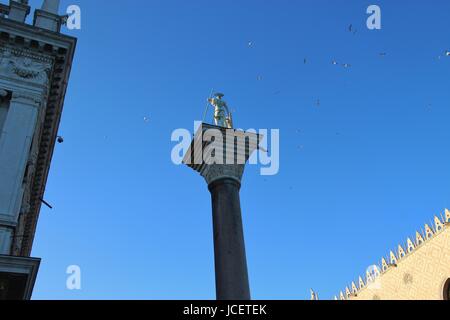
[[21, 0, 450, 299]]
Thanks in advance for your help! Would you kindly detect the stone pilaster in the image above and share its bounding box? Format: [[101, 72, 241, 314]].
[[0, 91, 41, 255]]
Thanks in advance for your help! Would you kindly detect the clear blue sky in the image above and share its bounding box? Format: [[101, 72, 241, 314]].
[[23, 0, 450, 299]]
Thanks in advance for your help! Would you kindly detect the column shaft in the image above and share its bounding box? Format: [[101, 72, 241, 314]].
[[209, 178, 251, 300]]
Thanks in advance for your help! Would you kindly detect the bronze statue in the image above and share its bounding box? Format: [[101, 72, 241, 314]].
[[208, 93, 233, 129]]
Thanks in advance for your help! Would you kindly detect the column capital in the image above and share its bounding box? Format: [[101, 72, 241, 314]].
[[202, 164, 245, 186], [184, 123, 262, 187], [11, 91, 42, 107]]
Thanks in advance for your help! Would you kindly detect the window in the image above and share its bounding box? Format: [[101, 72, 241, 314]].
[[0, 90, 10, 134], [444, 279, 450, 301]]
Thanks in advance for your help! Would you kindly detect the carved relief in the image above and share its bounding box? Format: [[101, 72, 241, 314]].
[[0, 49, 52, 86]]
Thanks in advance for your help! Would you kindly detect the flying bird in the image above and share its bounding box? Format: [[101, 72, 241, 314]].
[[348, 24, 357, 35]]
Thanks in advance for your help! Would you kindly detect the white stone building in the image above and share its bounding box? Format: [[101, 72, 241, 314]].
[[0, 0, 76, 299]]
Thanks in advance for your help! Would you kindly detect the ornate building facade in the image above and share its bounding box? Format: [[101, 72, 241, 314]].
[[0, 0, 76, 299], [331, 209, 450, 300]]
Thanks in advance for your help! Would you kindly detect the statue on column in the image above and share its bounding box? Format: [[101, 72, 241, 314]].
[[208, 93, 233, 129]]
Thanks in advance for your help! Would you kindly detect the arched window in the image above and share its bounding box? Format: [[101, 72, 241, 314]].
[[443, 279, 450, 300]]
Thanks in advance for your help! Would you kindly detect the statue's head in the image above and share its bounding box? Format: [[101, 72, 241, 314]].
[[214, 93, 225, 100]]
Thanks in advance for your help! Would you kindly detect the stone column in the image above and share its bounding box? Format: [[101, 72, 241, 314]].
[[202, 164, 250, 300], [184, 123, 261, 301], [207, 165, 250, 300], [0, 92, 41, 255]]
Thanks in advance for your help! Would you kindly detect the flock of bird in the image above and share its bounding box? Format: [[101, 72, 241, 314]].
[[245, 22, 449, 160], [139, 24, 449, 126]]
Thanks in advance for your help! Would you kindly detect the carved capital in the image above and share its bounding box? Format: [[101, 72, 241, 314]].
[[201, 164, 245, 186], [11, 91, 42, 107], [184, 123, 262, 187]]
